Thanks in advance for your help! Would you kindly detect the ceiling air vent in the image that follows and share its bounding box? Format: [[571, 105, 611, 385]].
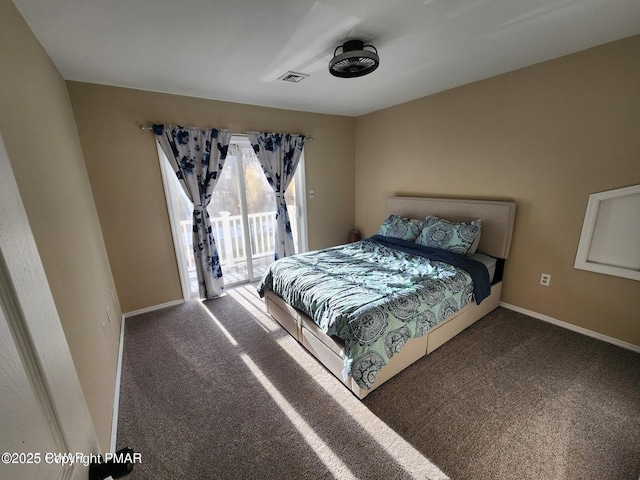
[[278, 71, 310, 83]]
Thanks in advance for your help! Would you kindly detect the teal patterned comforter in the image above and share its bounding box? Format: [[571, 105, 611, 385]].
[[258, 236, 489, 390]]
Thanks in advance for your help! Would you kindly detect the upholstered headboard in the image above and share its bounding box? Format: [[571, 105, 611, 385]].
[[387, 196, 517, 259]]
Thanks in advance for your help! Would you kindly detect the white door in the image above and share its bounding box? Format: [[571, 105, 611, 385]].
[[0, 133, 100, 480]]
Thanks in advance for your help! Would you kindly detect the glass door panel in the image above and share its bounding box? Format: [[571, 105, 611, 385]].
[[158, 146, 199, 299], [240, 144, 277, 279], [208, 146, 249, 284], [208, 140, 292, 284]]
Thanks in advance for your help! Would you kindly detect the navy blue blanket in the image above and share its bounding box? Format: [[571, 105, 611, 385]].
[[366, 235, 491, 304]]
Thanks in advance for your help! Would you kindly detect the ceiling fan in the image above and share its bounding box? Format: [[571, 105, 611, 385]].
[[259, 2, 390, 82], [328, 39, 380, 78]]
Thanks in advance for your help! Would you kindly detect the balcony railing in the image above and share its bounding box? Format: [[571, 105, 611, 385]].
[[179, 208, 297, 284]]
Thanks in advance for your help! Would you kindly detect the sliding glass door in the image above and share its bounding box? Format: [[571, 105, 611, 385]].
[[159, 136, 307, 298]]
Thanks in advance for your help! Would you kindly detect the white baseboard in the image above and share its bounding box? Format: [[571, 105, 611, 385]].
[[123, 298, 185, 319], [500, 302, 640, 354]]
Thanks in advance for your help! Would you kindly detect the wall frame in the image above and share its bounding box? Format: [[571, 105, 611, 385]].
[[574, 184, 640, 281]]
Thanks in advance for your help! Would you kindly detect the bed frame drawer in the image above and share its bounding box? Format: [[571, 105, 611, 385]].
[[265, 293, 301, 341], [301, 328, 349, 386], [300, 316, 345, 357], [427, 308, 470, 354], [426, 282, 503, 354]]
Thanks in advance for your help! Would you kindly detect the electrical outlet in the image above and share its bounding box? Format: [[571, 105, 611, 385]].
[[540, 273, 551, 286], [110, 288, 116, 303], [106, 307, 112, 323]]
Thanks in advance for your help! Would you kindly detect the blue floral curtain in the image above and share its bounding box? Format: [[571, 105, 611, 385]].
[[247, 132, 305, 260], [153, 124, 232, 299]]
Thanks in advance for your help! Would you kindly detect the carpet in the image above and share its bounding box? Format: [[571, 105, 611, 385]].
[[116, 284, 640, 479]]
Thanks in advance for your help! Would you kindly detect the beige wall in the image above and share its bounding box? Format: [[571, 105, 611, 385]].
[[355, 35, 640, 346], [3, 0, 636, 454], [67, 82, 356, 313], [0, 0, 122, 450]]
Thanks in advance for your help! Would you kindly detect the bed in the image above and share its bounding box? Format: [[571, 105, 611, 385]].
[[258, 196, 517, 398]]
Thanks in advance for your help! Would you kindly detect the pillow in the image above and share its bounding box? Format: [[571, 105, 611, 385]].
[[377, 215, 424, 241], [415, 216, 481, 256], [467, 221, 482, 256]]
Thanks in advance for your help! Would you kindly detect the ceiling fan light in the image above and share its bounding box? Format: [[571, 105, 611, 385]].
[[329, 40, 380, 78]]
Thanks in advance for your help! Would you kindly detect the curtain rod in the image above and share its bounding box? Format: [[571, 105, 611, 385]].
[[139, 124, 313, 141]]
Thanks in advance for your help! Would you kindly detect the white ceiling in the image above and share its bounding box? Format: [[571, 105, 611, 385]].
[[13, 0, 640, 117]]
